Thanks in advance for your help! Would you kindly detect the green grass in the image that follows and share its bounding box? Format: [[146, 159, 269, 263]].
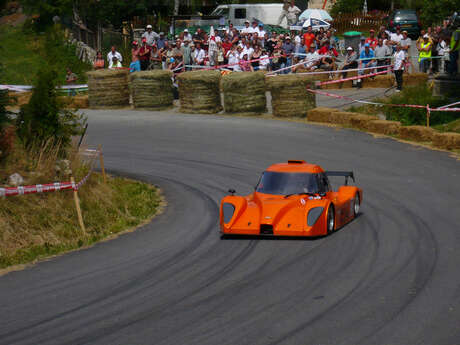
[[0, 173, 162, 269], [433, 118, 460, 133], [0, 25, 92, 85]]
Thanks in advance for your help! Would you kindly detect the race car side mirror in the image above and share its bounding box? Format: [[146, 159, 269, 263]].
[[228, 189, 236, 195]]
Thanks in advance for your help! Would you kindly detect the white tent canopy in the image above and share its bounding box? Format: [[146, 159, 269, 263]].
[[299, 9, 333, 22], [302, 18, 331, 31]]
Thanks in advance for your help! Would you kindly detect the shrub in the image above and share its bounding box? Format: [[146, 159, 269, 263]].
[[15, 66, 86, 153], [383, 85, 459, 126]]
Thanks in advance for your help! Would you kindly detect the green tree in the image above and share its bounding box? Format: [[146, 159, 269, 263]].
[[419, 0, 459, 26], [22, 0, 73, 30]]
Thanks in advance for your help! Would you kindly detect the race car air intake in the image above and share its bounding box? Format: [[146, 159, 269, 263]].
[[222, 203, 235, 224], [307, 207, 324, 226]]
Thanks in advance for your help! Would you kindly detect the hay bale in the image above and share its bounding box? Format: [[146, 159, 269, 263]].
[[307, 107, 337, 122], [329, 111, 356, 125], [432, 132, 460, 150], [130, 70, 173, 109], [59, 95, 89, 109], [222, 71, 266, 114], [363, 74, 394, 88], [177, 70, 222, 114], [349, 114, 379, 129], [12, 91, 32, 106], [367, 120, 401, 135], [399, 125, 435, 142], [266, 74, 316, 117], [404, 73, 428, 86], [86, 69, 130, 108]]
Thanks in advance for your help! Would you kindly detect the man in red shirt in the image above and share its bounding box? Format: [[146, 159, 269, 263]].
[[303, 26, 316, 50], [138, 38, 152, 70], [365, 29, 378, 49], [318, 40, 338, 57]]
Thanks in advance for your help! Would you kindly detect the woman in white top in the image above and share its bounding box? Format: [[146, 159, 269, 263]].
[[393, 43, 406, 92]]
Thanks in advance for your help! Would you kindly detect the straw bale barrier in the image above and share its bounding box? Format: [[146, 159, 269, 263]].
[[87, 69, 130, 108], [306, 107, 337, 122], [12, 91, 32, 106], [367, 120, 401, 135], [329, 111, 356, 125], [267, 75, 316, 117], [177, 70, 222, 114], [130, 70, 173, 109], [432, 132, 460, 150], [60, 95, 89, 109], [399, 125, 435, 142], [349, 114, 379, 129], [403, 73, 428, 86], [222, 71, 266, 114]]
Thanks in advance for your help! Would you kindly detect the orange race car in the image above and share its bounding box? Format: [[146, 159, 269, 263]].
[[220, 160, 363, 237]]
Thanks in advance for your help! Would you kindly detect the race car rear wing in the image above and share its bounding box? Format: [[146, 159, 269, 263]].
[[325, 171, 355, 186]]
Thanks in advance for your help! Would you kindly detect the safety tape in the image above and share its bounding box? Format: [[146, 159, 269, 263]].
[[306, 88, 460, 112], [0, 84, 89, 93], [317, 69, 391, 86], [293, 64, 393, 76], [438, 101, 460, 109]]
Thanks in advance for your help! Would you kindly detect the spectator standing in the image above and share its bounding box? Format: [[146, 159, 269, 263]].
[[181, 39, 192, 70], [430, 26, 442, 73], [251, 45, 262, 70], [393, 43, 406, 92], [193, 42, 206, 66], [156, 32, 166, 49], [243, 41, 254, 59], [303, 44, 321, 71], [150, 45, 162, 70], [449, 26, 460, 76], [226, 45, 240, 71], [130, 41, 141, 72], [359, 36, 366, 53], [283, 36, 295, 73], [400, 31, 411, 51], [258, 24, 266, 42], [266, 32, 278, 54], [183, 29, 192, 42], [142, 25, 159, 46], [389, 27, 403, 52], [286, 1, 301, 26], [65, 68, 78, 96], [436, 35, 449, 73], [418, 34, 432, 73], [239, 54, 254, 72], [365, 29, 378, 49], [303, 26, 316, 49], [277, 0, 290, 26], [259, 49, 270, 70], [374, 38, 392, 71], [208, 36, 218, 67], [138, 39, 152, 71], [241, 21, 251, 35], [93, 51, 105, 70], [107, 46, 122, 68], [109, 56, 122, 69]]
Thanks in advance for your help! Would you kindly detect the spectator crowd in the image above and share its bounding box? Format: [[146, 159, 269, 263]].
[[93, 13, 460, 92]]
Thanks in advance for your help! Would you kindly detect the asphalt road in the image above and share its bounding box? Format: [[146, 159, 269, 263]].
[[1, 109, 460, 345]]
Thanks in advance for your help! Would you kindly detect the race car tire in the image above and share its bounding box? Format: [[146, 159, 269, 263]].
[[353, 194, 360, 217], [327, 205, 335, 234]]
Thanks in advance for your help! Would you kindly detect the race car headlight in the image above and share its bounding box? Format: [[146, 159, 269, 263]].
[[222, 203, 235, 224], [307, 207, 324, 226]]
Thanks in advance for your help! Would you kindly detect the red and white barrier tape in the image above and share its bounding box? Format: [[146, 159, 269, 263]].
[[294, 64, 393, 76], [0, 149, 101, 198], [317, 68, 391, 86], [306, 88, 460, 112]]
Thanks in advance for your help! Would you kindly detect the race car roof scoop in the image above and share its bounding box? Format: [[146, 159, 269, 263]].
[[287, 160, 306, 164]]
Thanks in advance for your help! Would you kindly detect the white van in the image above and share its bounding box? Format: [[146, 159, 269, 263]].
[[210, 4, 286, 28]]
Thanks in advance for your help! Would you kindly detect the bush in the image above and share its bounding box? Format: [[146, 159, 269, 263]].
[[383, 85, 459, 126], [15, 66, 86, 153]]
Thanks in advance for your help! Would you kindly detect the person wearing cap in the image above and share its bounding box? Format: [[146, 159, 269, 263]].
[[282, 36, 295, 73], [109, 56, 122, 69], [180, 39, 192, 70], [226, 44, 240, 71], [365, 29, 378, 49], [107, 46, 122, 69], [183, 29, 192, 42], [249, 20, 259, 34], [340, 46, 358, 84], [374, 38, 392, 72], [257, 23, 266, 40], [358, 43, 377, 88], [142, 25, 159, 46], [418, 34, 432, 73], [139, 38, 152, 71], [303, 43, 320, 72], [193, 42, 206, 66], [359, 36, 367, 54], [286, 0, 301, 26], [156, 32, 166, 49], [389, 26, 403, 52], [393, 43, 406, 91], [241, 20, 251, 35], [130, 40, 141, 72]]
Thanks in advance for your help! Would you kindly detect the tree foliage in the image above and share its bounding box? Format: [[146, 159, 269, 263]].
[[419, 0, 459, 26], [21, 0, 73, 30]]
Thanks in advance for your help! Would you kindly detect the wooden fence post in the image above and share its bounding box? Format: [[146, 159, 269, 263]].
[[71, 177, 86, 233], [426, 104, 430, 127], [98, 144, 107, 183]]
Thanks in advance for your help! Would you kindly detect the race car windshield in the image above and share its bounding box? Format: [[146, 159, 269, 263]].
[[256, 172, 319, 195]]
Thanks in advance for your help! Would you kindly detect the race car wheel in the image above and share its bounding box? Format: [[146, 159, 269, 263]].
[[327, 205, 335, 234], [353, 194, 360, 217]]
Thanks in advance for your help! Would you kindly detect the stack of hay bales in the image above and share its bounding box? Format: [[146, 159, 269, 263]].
[[222, 72, 266, 114], [267, 75, 316, 117], [367, 120, 401, 135], [60, 95, 89, 109], [432, 132, 460, 150], [130, 70, 173, 109], [177, 70, 222, 114], [399, 125, 435, 142], [87, 69, 130, 108], [307, 107, 337, 122], [349, 114, 379, 129]]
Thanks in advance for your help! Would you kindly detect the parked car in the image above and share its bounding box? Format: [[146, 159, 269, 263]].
[[387, 9, 421, 38]]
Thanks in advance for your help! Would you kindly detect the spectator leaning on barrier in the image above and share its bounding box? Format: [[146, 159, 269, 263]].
[[374, 38, 392, 71], [107, 46, 122, 69], [393, 43, 406, 92], [130, 41, 141, 72], [340, 46, 358, 84], [359, 36, 366, 53], [358, 43, 377, 88], [418, 34, 432, 73], [303, 43, 321, 72], [139, 38, 151, 71]]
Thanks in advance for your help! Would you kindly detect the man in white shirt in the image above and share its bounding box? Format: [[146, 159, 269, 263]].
[[389, 26, 403, 52], [193, 42, 206, 65], [257, 23, 266, 40], [242, 41, 254, 59], [241, 20, 251, 35], [287, 0, 301, 26], [393, 43, 406, 91], [249, 20, 259, 34], [259, 49, 270, 70], [107, 46, 122, 68], [304, 44, 320, 71], [142, 25, 159, 46], [183, 29, 192, 42]]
